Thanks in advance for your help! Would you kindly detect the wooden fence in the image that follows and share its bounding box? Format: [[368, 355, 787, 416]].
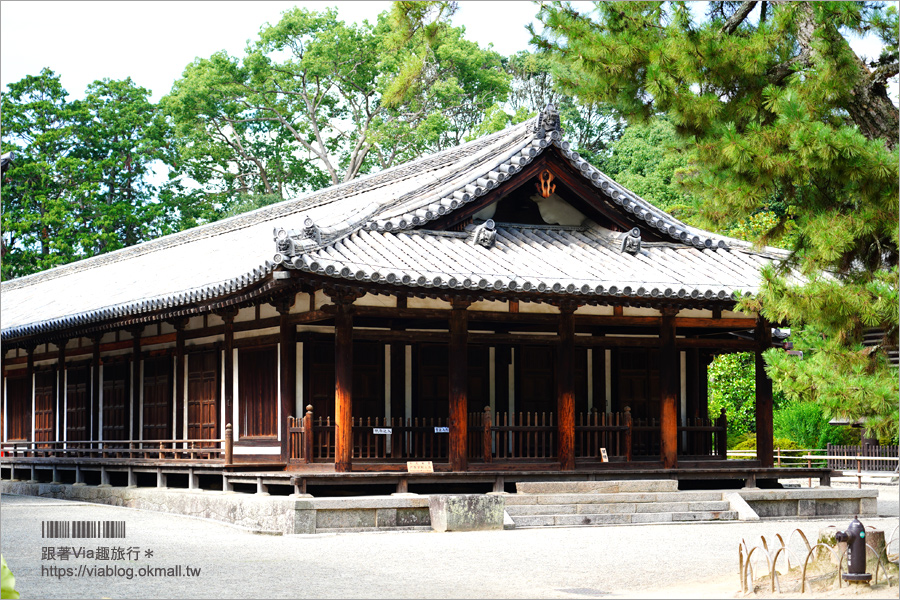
[[827, 444, 899, 472], [288, 406, 727, 464], [0, 439, 224, 461]]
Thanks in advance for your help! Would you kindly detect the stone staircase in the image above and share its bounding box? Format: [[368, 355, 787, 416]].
[[504, 480, 738, 527]]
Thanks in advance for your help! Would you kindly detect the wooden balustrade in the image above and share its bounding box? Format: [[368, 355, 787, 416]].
[[286, 406, 727, 464], [0, 439, 224, 461]]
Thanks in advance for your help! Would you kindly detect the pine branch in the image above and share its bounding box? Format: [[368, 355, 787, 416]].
[[721, 1, 758, 35]]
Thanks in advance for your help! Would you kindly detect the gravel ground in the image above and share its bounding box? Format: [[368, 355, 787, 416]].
[[1, 486, 897, 599]]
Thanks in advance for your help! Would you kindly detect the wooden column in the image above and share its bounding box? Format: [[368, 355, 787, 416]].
[[220, 308, 239, 429], [449, 298, 471, 472], [26, 344, 35, 442], [274, 295, 296, 463], [755, 318, 774, 468], [56, 340, 66, 443], [390, 335, 405, 456], [129, 327, 143, 440], [659, 308, 679, 469], [91, 335, 101, 444], [557, 301, 578, 471], [173, 319, 187, 441], [334, 293, 355, 472]]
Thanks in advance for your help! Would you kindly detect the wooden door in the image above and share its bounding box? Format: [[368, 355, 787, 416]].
[[142, 355, 172, 441], [414, 344, 448, 419], [188, 350, 218, 441], [6, 374, 30, 441], [308, 341, 335, 419], [66, 365, 90, 442], [34, 371, 55, 443], [102, 362, 129, 441], [614, 348, 661, 419], [519, 346, 555, 414], [238, 346, 277, 437]]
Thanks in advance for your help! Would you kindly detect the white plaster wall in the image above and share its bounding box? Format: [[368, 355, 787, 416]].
[[408, 297, 451, 310], [723, 310, 755, 320], [519, 302, 560, 314], [575, 305, 615, 316], [355, 293, 396, 308], [233, 307, 255, 323], [623, 307, 661, 317], [678, 309, 714, 318], [469, 300, 508, 312]]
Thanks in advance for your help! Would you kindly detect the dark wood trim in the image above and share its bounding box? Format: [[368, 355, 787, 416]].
[[130, 327, 142, 440], [755, 318, 774, 468], [56, 341, 66, 443], [220, 308, 238, 427], [334, 294, 355, 472], [174, 321, 187, 441], [278, 299, 296, 463], [90, 337, 101, 443], [557, 303, 577, 471], [448, 299, 470, 471], [26, 346, 35, 443], [659, 310, 678, 469], [233, 436, 279, 446]]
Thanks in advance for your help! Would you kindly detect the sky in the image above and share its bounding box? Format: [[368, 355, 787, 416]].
[[1, 1, 893, 103], [0, 1, 556, 102]]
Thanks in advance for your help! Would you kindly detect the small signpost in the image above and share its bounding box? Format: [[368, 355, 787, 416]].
[[407, 461, 434, 473], [600, 448, 609, 462]]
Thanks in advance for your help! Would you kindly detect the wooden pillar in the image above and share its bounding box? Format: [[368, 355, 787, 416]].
[[334, 293, 355, 472], [448, 298, 471, 472], [129, 327, 143, 440], [91, 335, 101, 444], [173, 319, 187, 441], [755, 318, 774, 468], [220, 308, 238, 429], [275, 295, 296, 463], [56, 340, 66, 443], [557, 301, 577, 471], [26, 344, 35, 443], [659, 308, 679, 469]]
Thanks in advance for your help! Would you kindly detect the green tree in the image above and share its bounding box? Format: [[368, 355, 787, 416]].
[[2, 71, 206, 279], [162, 5, 510, 208], [534, 1, 899, 438]]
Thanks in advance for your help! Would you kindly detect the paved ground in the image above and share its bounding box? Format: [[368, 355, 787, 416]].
[[1, 485, 897, 599]]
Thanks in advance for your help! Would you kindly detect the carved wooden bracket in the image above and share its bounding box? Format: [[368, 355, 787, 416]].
[[552, 299, 581, 314], [269, 292, 297, 316], [216, 306, 240, 323], [450, 297, 472, 311], [168, 317, 189, 331]]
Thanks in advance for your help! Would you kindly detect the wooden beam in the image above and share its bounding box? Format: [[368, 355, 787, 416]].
[[173, 319, 187, 441], [276, 296, 296, 463], [449, 298, 471, 471], [334, 294, 355, 472], [755, 318, 774, 469], [91, 336, 101, 444], [56, 341, 66, 444], [557, 302, 577, 471], [219, 308, 238, 428], [659, 310, 678, 469], [129, 327, 142, 440]]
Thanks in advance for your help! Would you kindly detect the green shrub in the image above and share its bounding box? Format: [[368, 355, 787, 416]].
[[732, 436, 800, 451], [773, 401, 857, 449]]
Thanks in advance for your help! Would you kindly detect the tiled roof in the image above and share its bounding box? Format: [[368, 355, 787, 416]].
[[1, 107, 789, 341]]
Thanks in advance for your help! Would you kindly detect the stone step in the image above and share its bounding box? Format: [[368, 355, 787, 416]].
[[505, 500, 731, 516], [516, 479, 678, 495], [504, 490, 725, 506], [510, 510, 737, 528]]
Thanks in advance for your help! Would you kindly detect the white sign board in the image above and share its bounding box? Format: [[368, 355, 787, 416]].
[[600, 448, 609, 463], [373, 428, 392, 435], [434, 427, 449, 433], [407, 461, 434, 473]]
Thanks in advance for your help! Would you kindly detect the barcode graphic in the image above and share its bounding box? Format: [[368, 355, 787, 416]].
[[42, 521, 125, 538]]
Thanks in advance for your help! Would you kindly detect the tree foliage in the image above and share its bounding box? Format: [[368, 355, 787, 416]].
[[162, 6, 510, 205], [534, 1, 900, 437], [1, 70, 203, 280]]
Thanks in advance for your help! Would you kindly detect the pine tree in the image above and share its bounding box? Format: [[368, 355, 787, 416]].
[[534, 1, 899, 439]]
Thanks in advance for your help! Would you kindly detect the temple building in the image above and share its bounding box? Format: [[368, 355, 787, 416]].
[[1, 106, 808, 490]]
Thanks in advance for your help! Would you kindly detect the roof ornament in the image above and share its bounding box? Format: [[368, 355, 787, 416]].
[[537, 170, 556, 198], [472, 219, 497, 249], [302, 216, 322, 245], [536, 103, 561, 134], [621, 227, 642, 255]]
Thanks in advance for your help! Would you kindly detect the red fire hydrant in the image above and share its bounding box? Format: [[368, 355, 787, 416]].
[[835, 516, 872, 583]]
